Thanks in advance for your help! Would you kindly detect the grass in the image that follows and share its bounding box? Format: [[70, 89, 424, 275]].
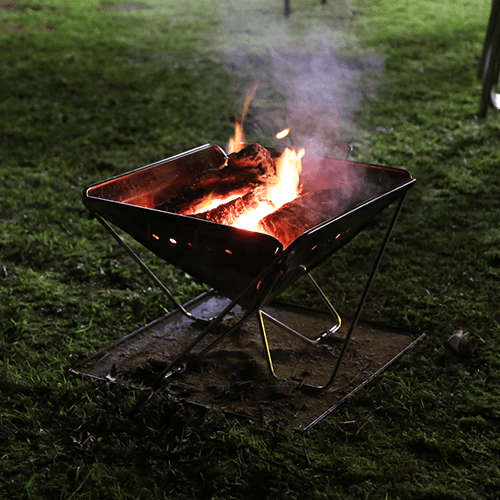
[[1, 0, 500, 498]]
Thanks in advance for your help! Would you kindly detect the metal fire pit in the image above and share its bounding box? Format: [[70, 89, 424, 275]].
[[81, 144, 416, 398]]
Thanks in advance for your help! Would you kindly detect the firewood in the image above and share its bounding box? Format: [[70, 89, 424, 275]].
[[156, 144, 278, 214], [193, 190, 261, 225], [227, 143, 277, 174], [258, 192, 328, 247]]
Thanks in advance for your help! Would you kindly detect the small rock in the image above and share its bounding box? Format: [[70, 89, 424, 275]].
[[447, 330, 477, 356], [106, 362, 118, 381]]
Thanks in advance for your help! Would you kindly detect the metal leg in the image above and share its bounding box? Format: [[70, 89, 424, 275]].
[[160, 192, 407, 390], [478, 0, 500, 79], [284, 0, 290, 17], [156, 299, 253, 382], [256, 310, 279, 378], [97, 191, 408, 392], [258, 271, 341, 347], [301, 192, 408, 392], [95, 214, 209, 324], [155, 255, 282, 382], [191, 267, 342, 380]]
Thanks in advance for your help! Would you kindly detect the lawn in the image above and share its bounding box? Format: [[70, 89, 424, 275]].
[[1, 0, 500, 499]]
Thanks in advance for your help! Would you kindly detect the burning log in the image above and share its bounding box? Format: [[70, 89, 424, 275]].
[[258, 192, 328, 248], [156, 144, 278, 215], [227, 143, 278, 171], [193, 190, 262, 225]]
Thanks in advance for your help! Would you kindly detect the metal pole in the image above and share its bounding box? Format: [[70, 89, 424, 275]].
[[284, 0, 290, 17], [302, 192, 408, 392], [95, 214, 204, 323]]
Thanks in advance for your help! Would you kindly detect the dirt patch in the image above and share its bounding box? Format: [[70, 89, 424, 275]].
[[72, 292, 423, 429]]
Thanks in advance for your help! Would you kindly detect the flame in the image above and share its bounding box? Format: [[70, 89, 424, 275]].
[[275, 128, 290, 139], [222, 88, 305, 237], [227, 83, 259, 154], [197, 192, 240, 213], [233, 147, 305, 232], [228, 120, 245, 155]]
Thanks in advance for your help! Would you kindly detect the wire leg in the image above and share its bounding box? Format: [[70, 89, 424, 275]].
[[256, 310, 278, 378], [258, 272, 341, 346], [95, 214, 208, 323], [302, 192, 408, 392]]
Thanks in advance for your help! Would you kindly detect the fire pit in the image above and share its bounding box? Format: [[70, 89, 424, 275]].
[[82, 143, 415, 394]]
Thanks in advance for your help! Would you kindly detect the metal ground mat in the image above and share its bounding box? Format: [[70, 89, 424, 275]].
[[70, 290, 425, 430]]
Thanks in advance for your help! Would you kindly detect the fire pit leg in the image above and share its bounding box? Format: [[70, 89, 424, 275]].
[[257, 310, 279, 378], [301, 192, 408, 393], [155, 257, 283, 382], [158, 190, 407, 389], [258, 272, 341, 346], [94, 214, 210, 324]]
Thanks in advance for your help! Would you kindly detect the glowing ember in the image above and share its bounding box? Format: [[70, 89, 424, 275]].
[[275, 128, 290, 139], [196, 193, 241, 214]]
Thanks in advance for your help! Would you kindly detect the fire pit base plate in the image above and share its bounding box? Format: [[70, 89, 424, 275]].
[[70, 290, 424, 430]]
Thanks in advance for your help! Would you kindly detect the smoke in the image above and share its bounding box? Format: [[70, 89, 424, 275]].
[[212, 2, 384, 158]]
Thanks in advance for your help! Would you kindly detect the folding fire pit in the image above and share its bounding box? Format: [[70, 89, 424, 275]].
[[76, 143, 423, 428]]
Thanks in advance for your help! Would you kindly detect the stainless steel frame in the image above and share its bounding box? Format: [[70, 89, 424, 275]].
[[83, 144, 415, 392]]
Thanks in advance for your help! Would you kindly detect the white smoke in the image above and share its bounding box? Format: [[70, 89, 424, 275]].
[[211, 2, 384, 158]]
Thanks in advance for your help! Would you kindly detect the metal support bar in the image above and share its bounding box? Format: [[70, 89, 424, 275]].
[[258, 271, 341, 347], [155, 253, 283, 381], [256, 310, 279, 378], [95, 214, 208, 323], [305, 271, 342, 336], [301, 192, 408, 392], [259, 311, 318, 346]]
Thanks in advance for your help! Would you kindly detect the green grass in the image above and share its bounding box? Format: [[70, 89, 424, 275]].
[[2, 0, 500, 498]]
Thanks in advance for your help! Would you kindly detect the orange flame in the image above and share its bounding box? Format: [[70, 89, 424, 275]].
[[222, 88, 305, 238], [228, 120, 245, 155], [232, 147, 304, 232], [228, 83, 259, 154]]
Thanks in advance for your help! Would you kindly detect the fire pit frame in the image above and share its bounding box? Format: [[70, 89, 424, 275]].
[[84, 144, 415, 392]]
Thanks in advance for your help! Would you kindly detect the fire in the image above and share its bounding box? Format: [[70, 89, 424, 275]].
[[228, 120, 245, 155], [196, 87, 305, 237], [227, 83, 258, 154], [234, 146, 304, 232], [197, 192, 240, 213]]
